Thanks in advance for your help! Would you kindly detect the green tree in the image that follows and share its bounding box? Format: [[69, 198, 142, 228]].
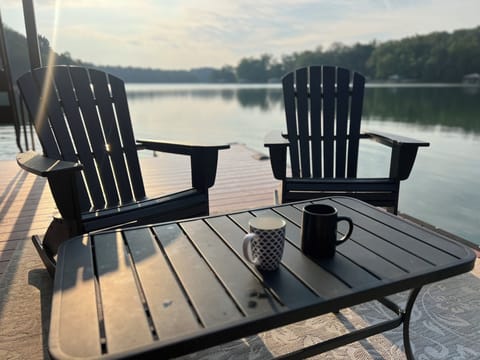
[[210, 65, 237, 83], [236, 54, 272, 82]]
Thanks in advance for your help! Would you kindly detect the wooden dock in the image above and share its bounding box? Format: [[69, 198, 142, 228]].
[[2, 142, 478, 279], [0, 143, 279, 278], [1, 143, 479, 359]]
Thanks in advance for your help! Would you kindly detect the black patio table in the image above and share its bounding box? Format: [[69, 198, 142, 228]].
[[49, 197, 476, 359]]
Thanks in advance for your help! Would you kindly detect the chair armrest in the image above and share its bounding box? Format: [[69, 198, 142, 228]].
[[264, 130, 290, 147], [136, 139, 230, 191], [264, 130, 289, 180], [17, 151, 84, 224], [364, 131, 430, 181], [16, 151, 83, 177], [136, 139, 230, 155], [365, 131, 430, 148]]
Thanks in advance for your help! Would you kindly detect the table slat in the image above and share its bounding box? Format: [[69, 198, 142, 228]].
[[153, 224, 243, 327], [181, 219, 284, 315], [251, 208, 383, 289], [52, 235, 102, 358], [206, 216, 318, 308], [341, 224, 433, 273], [123, 228, 201, 340], [319, 200, 456, 265], [94, 232, 153, 353], [278, 200, 438, 273], [229, 211, 353, 298], [332, 197, 470, 258], [338, 240, 407, 280]]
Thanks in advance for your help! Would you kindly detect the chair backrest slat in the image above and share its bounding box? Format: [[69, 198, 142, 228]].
[[109, 74, 146, 200], [69, 67, 120, 206], [282, 65, 366, 180], [89, 69, 134, 203], [309, 66, 322, 177], [322, 66, 335, 178], [335, 68, 350, 178], [347, 72, 365, 177], [17, 70, 60, 159], [18, 67, 92, 211], [53, 67, 104, 210], [295, 68, 310, 178], [33, 68, 77, 159], [282, 73, 301, 177]]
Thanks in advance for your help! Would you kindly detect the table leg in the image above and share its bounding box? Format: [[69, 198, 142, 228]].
[[276, 287, 423, 360], [403, 287, 422, 360]]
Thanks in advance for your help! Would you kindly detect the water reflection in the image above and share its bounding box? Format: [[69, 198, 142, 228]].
[[363, 86, 480, 133], [126, 85, 283, 112], [236, 89, 283, 111], [125, 85, 480, 133]]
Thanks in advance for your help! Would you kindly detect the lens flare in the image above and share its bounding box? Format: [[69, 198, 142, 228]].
[[36, 0, 62, 144]]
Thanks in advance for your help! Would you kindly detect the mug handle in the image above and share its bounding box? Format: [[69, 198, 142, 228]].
[[336, 217, 354, 245], [242, 233, 259, 265]]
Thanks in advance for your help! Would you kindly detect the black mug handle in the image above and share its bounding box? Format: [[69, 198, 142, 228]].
[[336, 216, 353, 245]]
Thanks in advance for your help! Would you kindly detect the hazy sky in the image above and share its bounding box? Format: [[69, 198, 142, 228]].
[[2, 0, 479, 69]]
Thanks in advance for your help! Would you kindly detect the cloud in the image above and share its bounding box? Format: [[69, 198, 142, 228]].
[[4, 0, 480, 68]]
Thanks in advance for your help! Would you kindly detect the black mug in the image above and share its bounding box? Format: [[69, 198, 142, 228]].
[[301, 204, 354, 259]]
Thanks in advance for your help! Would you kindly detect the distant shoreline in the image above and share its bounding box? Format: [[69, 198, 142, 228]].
[[1, 82, 477, 126], [121, 81, 476, 87]]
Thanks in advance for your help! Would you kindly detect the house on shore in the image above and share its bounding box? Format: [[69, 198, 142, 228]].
[[462, 73, 480, 85]]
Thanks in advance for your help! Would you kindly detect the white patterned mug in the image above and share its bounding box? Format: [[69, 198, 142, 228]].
[[242, 217, 286, 271]]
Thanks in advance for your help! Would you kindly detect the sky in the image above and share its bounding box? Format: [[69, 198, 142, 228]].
[[1, 0, 480, 70]]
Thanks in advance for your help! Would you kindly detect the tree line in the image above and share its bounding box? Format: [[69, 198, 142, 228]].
[[3, 24, 480, 83], [231, 26, 480, 83]]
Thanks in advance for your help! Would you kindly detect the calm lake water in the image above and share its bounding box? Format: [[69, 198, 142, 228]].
[[1, 84, 479, 245]]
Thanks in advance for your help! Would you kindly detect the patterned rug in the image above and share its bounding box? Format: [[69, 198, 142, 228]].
[[180, 275, 480, 360], [1, 240, 479, 359]]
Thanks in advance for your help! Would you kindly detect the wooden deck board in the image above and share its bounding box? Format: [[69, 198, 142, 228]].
[[0, 144, 280, 278]]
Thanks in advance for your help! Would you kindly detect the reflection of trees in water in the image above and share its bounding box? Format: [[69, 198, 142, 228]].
[[126, 87, 283, 111], [236, 89, 268, 109], [126, 88, 222, 100], [363, 87, 480, 133], [125, 85, 479, 133], [235, 89, 283, 111], [220, 90, 235, 101]]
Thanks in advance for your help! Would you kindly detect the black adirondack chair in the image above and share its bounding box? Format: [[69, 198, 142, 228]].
[[16, 65, 229, 276], [265, 65, 429, 213]]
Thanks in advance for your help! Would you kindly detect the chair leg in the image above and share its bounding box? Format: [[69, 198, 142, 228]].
[[43, 217, 76, 255], [31, 235, 56, 278], [32, 217, 78, 278]]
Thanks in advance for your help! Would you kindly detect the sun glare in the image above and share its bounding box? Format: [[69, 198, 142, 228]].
[[36, 0, 62, 133]]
